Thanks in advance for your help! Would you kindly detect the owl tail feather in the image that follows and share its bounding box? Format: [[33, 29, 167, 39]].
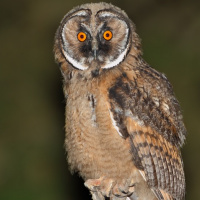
[[159, 189, 174, 200], [152, 188, 174, 200]]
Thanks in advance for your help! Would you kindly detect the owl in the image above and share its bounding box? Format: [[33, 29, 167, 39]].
[[54, 2, 186, 200]]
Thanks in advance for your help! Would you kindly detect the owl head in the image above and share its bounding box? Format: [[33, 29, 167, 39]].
[[54, 3, 141, 76]]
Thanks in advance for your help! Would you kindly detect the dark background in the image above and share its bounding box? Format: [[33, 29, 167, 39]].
[[0, 0, 199, 199]]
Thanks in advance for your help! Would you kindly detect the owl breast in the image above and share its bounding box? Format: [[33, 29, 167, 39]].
[[64, 75, 136, 181]]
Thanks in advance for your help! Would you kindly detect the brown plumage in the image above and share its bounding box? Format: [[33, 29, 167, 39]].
[[54, 2, 186, 200]]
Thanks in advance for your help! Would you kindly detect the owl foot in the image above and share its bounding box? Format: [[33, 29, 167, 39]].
[[112, 178, 135, 197], [85, 177, 135, 199], [85, 177, 114, 197], [90, 190, 105, 200]]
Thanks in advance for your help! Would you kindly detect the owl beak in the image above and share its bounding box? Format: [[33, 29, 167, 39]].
[[92, 39, 98, 60], [92, 49, 98, 60]]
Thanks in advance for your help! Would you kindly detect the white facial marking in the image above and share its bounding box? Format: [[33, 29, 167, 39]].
[[97, 11, 130, 69], [61, 10, 90, 70], [62, 24, 88, 70], [102, 45, 129, 69], [98, 12, 118, 18], [102, 26, 129, 69], [72, 10, 89, 17], [62, 48, 88, 70]]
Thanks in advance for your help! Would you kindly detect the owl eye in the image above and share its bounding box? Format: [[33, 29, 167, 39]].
[[77, 32, 87, 42], [103, 30, 113, 41]]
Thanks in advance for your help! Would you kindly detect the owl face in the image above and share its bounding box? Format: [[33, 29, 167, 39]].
[[58, 4, 132, 71]]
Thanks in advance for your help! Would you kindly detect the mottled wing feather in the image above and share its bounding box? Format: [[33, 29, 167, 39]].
[[127, 118, 185, 199], [108, 68, 186, 200]]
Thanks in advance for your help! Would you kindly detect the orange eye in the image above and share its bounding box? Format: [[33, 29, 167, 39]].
[[77, 32, 87, 42], [103, 30, 113, 41]]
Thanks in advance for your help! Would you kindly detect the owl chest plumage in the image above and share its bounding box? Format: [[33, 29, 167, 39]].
[[64, 75, 136, 181]]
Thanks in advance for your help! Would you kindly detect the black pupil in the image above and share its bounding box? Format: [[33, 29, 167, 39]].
[[80, 34, 84, 38], [106, 33, 110, 37]]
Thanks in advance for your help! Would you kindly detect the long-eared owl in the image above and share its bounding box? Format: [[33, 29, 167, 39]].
[[54, 2, 186, 200]]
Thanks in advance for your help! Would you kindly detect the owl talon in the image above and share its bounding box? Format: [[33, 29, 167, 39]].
[[85, 177, 135, 198], [112, 180, 135, 197], [90, 190, 105, 200], [84, 177, 104, 192], [85, 177, 114, 197]]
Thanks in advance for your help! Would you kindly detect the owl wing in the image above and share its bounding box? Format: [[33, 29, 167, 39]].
[[108, 68, 186, 200]]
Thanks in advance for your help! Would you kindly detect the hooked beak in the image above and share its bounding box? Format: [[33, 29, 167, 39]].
[[92, 49, 98, 60], [92, 39, 98, 60]]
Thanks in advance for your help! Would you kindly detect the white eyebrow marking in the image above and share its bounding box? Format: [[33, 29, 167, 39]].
[[71, 10, 89, 17], [98, 11, 118, 18]]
